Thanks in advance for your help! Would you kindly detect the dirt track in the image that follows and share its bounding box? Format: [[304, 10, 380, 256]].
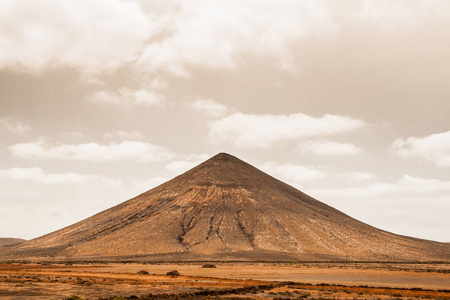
[[0, 262, 449, 299]]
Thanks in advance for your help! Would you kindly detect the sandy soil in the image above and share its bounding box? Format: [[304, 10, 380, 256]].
[[0, 262, 448, 299], [95, 262, 450, 290]]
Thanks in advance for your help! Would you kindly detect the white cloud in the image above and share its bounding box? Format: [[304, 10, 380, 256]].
[[137, 0, 336, 75], [0, 167, 121, 186], [0, 117, 31, 133], [260, 162, 327, 187], [398, 175, 450, 193], [359, 0, 416, 31], [9, 141, 174, 163], [3, 0, 450, 77], [190, 98, 231, 117], [209, 113, 366, 148], [309, 174, 450, 200], [104, 130, 145, 140], [0, 0, 153, 73], [358, 0, 450, 32], [149, 76, 169, 90], [62, 131, 84, 139], [339, 172, 376, 182], [88, 88, 166, 107], [300, 140, 361, 155], [79, 72, 104, 86], [132, 177, 168, 191], [391, 131, 450, 167], [0, 0, 337, 75]]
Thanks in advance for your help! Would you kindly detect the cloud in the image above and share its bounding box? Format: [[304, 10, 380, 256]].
[[0, 167, 121, 186], [87, 88, 166, 107], [300, 140, 361, 155], [339, 172, 376, 182], [62, 131, 84, 139], [359, 0, 416, 31], [9, 141, 174, 163], [209, 113, 366, 148], [358, 0, 450, 32], [0, 0, 337, 75], [391, 131, 450, 167], [260, 162, 327, 187], [78, 72, 105, 86], [309, 174, 450, 200], [0, 0, 153, 73], [148, 76, 169, 90], [3, 1, 450, 77], [398, 175, 450, 193], [104, 130, 145, 140], [0, 117, 31, 133], [132, 177, 168, 191], [190, 98, 231, 117], [137, 0, 335, 75]]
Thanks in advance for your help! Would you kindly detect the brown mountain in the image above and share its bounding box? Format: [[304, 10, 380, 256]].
[[2, 153, 449, 261], [0, 238, 26, 247]]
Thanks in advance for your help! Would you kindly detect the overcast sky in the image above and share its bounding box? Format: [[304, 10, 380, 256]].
[[1, 0, 450, 243]]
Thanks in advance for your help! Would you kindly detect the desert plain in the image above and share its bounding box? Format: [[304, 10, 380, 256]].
[[0, 261, 449, 299]]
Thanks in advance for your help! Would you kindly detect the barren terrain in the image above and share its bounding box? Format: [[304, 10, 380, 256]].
[[0, 262, 448, 299]]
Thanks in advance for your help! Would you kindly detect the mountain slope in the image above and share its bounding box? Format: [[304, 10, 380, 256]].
[[3, 153, 449, 261]]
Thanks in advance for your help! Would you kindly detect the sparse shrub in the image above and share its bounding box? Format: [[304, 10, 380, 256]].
[[202, 263, 216, 268], [166, 270, 180, 276], [64, 296, 84, 300], [137, 270, 149, 275]]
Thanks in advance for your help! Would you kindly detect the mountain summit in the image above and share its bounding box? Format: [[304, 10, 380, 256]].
[[4, 153, 449, 261]]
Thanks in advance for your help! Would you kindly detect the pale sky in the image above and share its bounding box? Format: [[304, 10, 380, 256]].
[[1, 0, 450, 242]]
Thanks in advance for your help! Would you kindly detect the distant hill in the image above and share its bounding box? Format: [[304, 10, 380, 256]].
[[0, 238, 26, 246], [2, 153, 449, 261]]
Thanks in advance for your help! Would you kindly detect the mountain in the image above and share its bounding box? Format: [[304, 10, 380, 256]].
[[0, 238, 26, 247], [2, 153, 449, 261]]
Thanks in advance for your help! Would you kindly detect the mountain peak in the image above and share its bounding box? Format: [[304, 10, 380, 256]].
[[206, 152, 242, 164], [180, 152, 265, 188], [211, 152, 235, 160]]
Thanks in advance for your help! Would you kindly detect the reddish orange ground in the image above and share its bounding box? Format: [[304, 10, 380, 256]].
[[0, 262, 448, 299]]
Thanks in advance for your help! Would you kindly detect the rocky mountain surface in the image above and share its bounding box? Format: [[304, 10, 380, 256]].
[[2, 153, 449, 261]]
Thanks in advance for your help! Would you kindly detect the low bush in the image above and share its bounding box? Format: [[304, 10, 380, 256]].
[[64, 296, 84, 300], [166, 270, 180, 276]]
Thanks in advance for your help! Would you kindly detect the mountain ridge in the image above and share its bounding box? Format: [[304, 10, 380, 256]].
[[0, 238, 26, 247], [1, 153, 449, 261]]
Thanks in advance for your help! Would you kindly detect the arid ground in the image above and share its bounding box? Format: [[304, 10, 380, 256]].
[[0, 262, 448, 299]]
